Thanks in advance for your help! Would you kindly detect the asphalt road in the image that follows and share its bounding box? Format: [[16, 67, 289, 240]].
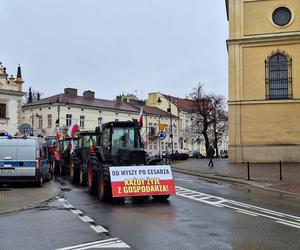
[[1, 173, 300, 250]]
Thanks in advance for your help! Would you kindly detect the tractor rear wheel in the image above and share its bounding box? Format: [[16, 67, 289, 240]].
[[97, 164, 112, 202], [87, 154, 98, 194]]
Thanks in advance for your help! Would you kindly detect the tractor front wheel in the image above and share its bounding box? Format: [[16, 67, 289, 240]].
[[97, 165, 112, 202]]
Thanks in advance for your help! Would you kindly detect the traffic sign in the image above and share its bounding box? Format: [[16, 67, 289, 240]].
[[158, 123, 167, 131], [159, 132, 166, 140]]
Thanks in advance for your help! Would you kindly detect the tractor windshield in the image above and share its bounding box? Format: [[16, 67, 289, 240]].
[[111, 127, 140, 155]]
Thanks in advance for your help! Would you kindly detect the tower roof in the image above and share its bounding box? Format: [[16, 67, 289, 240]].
[[17, 64, 22, 78]]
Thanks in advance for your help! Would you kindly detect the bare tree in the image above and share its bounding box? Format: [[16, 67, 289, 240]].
[[190, 83, 214, 154], [190, 84, 228, 157], [23, 87, 43, 104]]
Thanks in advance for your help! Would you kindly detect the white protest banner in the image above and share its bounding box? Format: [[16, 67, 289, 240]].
[[109, 165, 176, 197]]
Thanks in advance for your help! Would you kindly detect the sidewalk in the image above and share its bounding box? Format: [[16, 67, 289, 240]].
[[0, 181, 60, 214], [171, 158, 300, 195]]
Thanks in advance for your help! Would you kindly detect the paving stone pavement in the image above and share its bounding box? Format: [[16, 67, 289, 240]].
[[171, 158, 300, 196], [0, 180, 61, 214]]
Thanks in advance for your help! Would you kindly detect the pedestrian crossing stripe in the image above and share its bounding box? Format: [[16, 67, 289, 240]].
[[175, 186, 300, 229], [55, 238, 130, 250]]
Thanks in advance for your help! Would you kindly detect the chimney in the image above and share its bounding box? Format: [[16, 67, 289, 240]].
[[64, 88, 77, 96], [83, 90, 95, 99], [116, 95, 122, 104]]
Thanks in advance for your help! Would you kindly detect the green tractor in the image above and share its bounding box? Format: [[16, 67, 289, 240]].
[[72, 131, 97, 186], [87, 120, 174, 202]]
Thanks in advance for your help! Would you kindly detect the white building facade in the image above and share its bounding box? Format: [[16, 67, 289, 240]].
[[0, 63, 24, 135]]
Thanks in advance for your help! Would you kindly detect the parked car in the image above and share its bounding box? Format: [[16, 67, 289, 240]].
[[188, 150, 201, 159], [0, 135, 52, 186], [146, 152, 161, 164], [220, 149, 228, 158]]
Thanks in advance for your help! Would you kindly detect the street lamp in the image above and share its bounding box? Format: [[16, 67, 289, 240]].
[[167, 95, 174, 161]]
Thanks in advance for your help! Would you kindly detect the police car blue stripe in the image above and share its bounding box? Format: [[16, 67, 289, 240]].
[[0, 161, 35, 167]]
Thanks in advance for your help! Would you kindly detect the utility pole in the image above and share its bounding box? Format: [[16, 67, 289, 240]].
[[168, 95, 174, 161]]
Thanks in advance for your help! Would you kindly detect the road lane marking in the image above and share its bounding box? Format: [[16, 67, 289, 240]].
[[55, 238, 130, 250], [90, 225, 108, 233], [56, 196, 130, 247], [276, 221, 300, 229], [175, 186, 300, 229], [79, 215, 94, 223], [63, 203, 75, 209], [71, 209, 83, 215], [236, 209, 259, 216]]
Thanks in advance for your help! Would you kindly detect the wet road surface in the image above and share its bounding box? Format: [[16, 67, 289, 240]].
[[1, 173, 300, 250]]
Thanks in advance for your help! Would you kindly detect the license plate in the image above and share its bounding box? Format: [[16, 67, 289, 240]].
[[0, 169, 15, 174]]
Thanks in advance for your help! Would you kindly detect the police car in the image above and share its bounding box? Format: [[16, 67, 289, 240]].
[[0, 133, 52, 186]]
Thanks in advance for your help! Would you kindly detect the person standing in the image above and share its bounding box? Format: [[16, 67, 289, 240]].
[[207, 145, 215, 167]]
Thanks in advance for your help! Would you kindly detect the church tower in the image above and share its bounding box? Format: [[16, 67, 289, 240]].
[[226, 0, 300, 162]]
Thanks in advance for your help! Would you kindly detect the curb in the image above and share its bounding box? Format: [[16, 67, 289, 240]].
[[171, 167, 300, 197]]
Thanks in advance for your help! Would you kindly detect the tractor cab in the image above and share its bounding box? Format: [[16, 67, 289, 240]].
[[97, 121, 146, 165]]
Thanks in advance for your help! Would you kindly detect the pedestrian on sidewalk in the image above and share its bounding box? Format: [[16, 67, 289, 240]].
[[207, 145, 215, 167]]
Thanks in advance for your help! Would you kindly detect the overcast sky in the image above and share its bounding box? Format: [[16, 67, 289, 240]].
[[1, 0, 228, 101]]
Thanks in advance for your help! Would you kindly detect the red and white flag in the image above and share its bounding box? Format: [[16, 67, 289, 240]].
[[55, 126, 60, 141], [90, 137, 95, 152], [68, 121, 79, 138], [138, 106, 143, 127]]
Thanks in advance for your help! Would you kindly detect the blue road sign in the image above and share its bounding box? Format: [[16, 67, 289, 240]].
[[159, 132, 166, 140]]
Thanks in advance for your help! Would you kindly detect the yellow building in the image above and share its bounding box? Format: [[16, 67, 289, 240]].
[[226, 0, 300, 162]]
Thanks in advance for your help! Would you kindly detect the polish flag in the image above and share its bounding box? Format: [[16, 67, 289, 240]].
[[68, 121, 79, 138], [138, 106, 143, 127], [55, 126, 60, 141], [90, 137, 95, 152]]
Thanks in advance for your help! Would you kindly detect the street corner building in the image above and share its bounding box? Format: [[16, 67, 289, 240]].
[[226, 0, 300, 163], [0, 63, 24, 135]]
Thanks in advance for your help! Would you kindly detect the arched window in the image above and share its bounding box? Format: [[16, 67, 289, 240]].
[[265, 53, 292, 99]]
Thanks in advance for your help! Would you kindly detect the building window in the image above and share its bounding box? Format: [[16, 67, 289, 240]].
[[47, 114, 52, 128], [173, 125, 177, 137], [265, 53, 292, 99], [80, 115, 85, 128], [148, 141, 153, 150], [272, 7, 292, 27], [66, 114, 72, 126], [153, 141, 158, 150], [0, 104, 6, 118], [161, 142, 165, 150], [38, 115, 43, 129]]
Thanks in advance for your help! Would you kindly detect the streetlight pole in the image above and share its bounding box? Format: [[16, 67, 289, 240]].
[[168, 95, 174, 161]]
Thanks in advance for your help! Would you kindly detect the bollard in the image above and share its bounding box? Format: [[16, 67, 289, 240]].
[[279, 160, 282, 181], [247, 162, 251, 181]]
